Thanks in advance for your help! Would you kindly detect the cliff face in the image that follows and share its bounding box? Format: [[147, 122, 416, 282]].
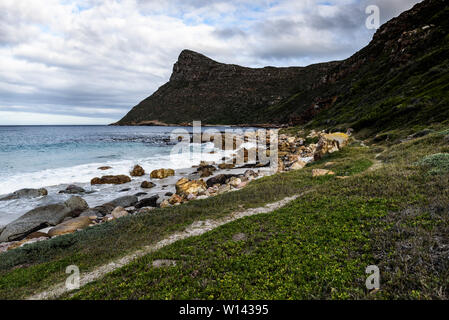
[[117, 49, 338, 126], [116, 0, 449, 131]]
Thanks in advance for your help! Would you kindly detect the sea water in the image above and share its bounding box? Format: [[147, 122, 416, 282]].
[[0, 125, 245, 225]]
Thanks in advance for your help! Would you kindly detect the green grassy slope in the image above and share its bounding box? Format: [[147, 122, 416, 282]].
[[67, 129, 449, 300]]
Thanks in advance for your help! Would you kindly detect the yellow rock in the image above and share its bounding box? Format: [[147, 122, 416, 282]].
[[312, 169, 335, 177], [314, 132, 349, 160], [48, 216, 91, 237], [175, 178, 207, 196], [111, 207, 129, 219], [169, 194, 183, 205], [150, 168, 175, 179], [290, 160, 306, 170], [160, 200, 171, 208]]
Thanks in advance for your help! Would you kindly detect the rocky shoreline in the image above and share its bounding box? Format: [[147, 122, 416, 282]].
[[0, 129, 350, 253]]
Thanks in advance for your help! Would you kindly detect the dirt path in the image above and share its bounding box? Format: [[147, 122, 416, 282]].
[[27, 193, 306, 300]]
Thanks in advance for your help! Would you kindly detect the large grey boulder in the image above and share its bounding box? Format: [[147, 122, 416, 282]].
[[58, 185, 87, 195], [107, 195, 138, 208], [79, 195, 138, 218], [0, 188, 48, 201], [0, 196, 88, 243]]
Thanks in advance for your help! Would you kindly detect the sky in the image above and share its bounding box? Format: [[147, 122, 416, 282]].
[[0, 0, 422, 125]]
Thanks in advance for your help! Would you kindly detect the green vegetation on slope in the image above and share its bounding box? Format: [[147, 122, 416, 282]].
[[67, 129, 449, 300], [0, 142, 371, 299]]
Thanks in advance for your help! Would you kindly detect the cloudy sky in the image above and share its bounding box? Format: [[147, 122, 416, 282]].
[[0, 0, 421, 125]]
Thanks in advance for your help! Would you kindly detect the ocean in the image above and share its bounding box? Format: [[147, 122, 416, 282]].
[[0, 125, 245, 225]]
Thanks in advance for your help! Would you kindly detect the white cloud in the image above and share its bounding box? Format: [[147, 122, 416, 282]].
[[0, 0, 421, 125]]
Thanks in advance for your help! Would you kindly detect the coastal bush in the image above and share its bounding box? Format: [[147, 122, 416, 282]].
[[417, 153, 449, 175]]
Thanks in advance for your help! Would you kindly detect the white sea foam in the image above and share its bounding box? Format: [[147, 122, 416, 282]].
[[0, 143, 234, 225]]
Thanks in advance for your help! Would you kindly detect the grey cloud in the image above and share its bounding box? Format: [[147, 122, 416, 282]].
[[213, 27, 247, 39], [0, 0, 423, 124]]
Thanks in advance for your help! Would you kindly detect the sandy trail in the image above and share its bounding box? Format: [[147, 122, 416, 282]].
[[27, 193, 305, 300]]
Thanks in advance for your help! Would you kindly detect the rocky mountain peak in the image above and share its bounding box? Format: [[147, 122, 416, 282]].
[[170, 49, 222, 82]]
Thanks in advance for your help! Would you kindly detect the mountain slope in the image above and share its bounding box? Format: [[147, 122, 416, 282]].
[[116, 0, 449, 134]]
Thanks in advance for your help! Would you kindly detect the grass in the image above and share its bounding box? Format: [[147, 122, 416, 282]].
[[1, 129, 448, 299], [64, 131, 449, 300], [0, 144, 372, 299]]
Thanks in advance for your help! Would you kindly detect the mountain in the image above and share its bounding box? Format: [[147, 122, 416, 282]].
[[115, 0, 449, 134]]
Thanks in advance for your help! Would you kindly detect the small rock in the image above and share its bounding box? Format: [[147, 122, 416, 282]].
[[119, 188, 131, 192], [59, 185, 86, 194], [217, 184, 231, 194], [48, 216, 91, 237], [98, 166, 112, 170], [141, 181, 156, 189], [130, 165, 145, 177], [243, 170, 258, 179], [150, 169, 175, 179], [228, 177, 242, 188], [165, 192, 173, 197], [111, 207, 129, 219], [290, 160, 306, 170], [160, 200, 171, 208], [135, 195, 159, 209], [91, 175, 131, 185], [312, 169, 335, 177], [169, 194, 183, 205], [134, 192, 148, 197], [151, 259, 177, 268], [218, 163, 235, 170], [0, 188, 48, 201], [236, 181, 249, 189], [175, 178, 207, 197]]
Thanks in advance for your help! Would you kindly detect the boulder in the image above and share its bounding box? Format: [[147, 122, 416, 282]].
[[218, 163, 235, 170], [206, 174, 237, 188], [290, 160, 306, 170], [217, 184, 231, 194], [0, 188, 48, 201], [59, 185, 86, 194], [80, 205, 114, 218], [169, 194, 183, 205], [175, 178, 207, 197], [130, 165, 145, 177], [160, 200, 171, 208], [312, 169, 335, 177], [236, 181, 249, 189], [135, 195, 159, 209], [228, 177, 242, 188], [141, 181, 156, 189], [199, 167, 214, 178], [48, 216, 91, 237], [111, 207, 129, 219], [314, 133, 349, 161], [243, 170, 258, 179], [107, 195, 138, 208], [79, 196, 137, 218], [150, 169, 175, 179], [134, 192, 148, 197], [0, 196, 89, 242], [91, 175, 131, 185]]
